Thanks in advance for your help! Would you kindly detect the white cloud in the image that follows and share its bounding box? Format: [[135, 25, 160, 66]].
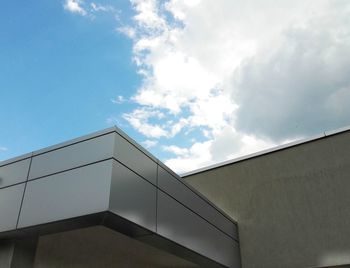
[[142, 139, 158, 148], [117, 26, 136, 39], [164, 140, 212, 174], [162, 145, 189, 156], [119, 0, 350, 173], [123, 108, 168, 138], [64, 0, 87, 16], [234, 8, 350, 141], [131, 0, 167, 31], [0, 146, 7, 152], [111, 95, 126, 104], [90, 2, 114, 12], [164, 127, 275, 174], [64, 0, 119, 17]]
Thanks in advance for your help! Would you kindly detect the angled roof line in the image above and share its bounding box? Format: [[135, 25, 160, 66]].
[[181, 125, 350, 177]]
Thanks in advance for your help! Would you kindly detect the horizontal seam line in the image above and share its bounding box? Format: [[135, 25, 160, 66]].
[[0, 181, 26, 190], [32, 131, 116, 157], [162, 166, 237, 225], [26, 157, 157, 188], [27, 157, 114, 182], [112, 159, 236, 234], [2, 132, 234, 225], [158, 188, 239, 243], [0, 157, 32, 168], [111, 157, 157, 187], [17, 157, 237, 242]]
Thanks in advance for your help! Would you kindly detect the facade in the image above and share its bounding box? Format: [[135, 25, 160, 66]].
[[0, 127, 240, 268], [184, 126, 350, 268], [1, 125, 350, 268]]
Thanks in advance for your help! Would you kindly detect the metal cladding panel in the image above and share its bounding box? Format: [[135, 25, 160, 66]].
[[18, 160, 113, 228], [28, 133, 115, 180], [157, 191, 240, 268], [109, 160, 156, 232], [114, 134, 157, 185], [158, 166, 238, 240], [0, 159, 31, 189], [0, 183, 25, 232]]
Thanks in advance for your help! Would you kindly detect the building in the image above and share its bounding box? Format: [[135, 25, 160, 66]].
[[0, 127, 240, 268], [184, 126, 350, 268], [1, 125, 350, 268]]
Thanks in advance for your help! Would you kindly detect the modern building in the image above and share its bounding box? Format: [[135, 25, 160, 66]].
[[1, 125, 350, 268], [0, 127, 240, 268]]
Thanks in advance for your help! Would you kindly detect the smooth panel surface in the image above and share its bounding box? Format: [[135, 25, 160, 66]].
[[18, 160, 113, 228], [157, 191, 240, 268], [109, 161, 156, 232], [32, 128, 116, 156], [114, 134, 157, 185], [0, 153, 32, 168], [0, 159, 31, 189], [29, 133, 115, 180], [0, 184, 25, 232], [158, 166, 237, 240]]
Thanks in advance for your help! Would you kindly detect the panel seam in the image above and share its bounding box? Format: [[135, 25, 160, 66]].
[[156, 165, 159, 233], [160, 165, 237, 225], [158, 188, 238, 243], [27, 157, 114, 183], [16, 154, 33, 229], [33, 131, 116, 157], [0, 156, 31, 168]]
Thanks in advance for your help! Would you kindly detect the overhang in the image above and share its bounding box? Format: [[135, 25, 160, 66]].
[[0, 127, 241, 268]]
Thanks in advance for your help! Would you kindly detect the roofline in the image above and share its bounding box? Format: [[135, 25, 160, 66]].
[[0, 126, 162, 166], [2, 124, 350, 177], [181, 125, 350, 178]]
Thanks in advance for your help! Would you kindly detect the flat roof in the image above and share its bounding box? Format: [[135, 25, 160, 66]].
[[181, 125, 350, 177], [0, 126, 160, 167]]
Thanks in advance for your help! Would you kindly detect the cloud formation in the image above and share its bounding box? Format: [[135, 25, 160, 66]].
[[234, 7, 350, 141], [64, 0, 117, 17], [120, 0, 350, 173], [64, 0, 87, 16]]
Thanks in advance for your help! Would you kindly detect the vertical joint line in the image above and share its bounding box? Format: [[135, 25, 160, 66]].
[[16, 154, 33, 229], [156, 164, 159, 233]]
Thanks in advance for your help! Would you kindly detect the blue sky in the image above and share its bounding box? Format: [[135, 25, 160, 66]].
[[0, 1, 140, 157], [1, 0, 350, 173]]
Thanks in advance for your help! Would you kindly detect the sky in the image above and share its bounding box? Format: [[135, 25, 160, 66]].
[[1, 0, 350, 174]]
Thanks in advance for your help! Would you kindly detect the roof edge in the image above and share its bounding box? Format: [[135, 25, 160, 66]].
[[0, 126, 162, 166], [181, 124, 350, 178]]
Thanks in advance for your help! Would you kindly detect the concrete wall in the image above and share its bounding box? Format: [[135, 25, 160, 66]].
[[0, 237, 38, 268], [0, 241, 14, 267], [34, 226, 198, 268], [184, 130, 350, 268]]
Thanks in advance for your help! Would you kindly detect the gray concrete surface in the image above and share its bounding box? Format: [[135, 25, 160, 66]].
[[33, 226, 198, 268], [184, 130, 350, 268], [0, 240, 14, 268], [0, 237, 38, 268]]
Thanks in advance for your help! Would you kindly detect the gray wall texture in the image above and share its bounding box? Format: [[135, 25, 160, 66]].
[[33, 226, 198, 268], [184, 130, 350, 268]]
